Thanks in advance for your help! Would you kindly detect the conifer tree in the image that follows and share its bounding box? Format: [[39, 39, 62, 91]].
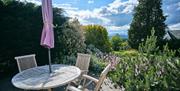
[[128, 0, 167, 49]]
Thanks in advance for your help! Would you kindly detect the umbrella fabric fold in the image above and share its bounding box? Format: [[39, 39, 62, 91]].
[[40, 0, 54, 49]]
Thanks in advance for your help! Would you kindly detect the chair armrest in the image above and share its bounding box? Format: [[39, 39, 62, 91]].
[[81, 70, 88, 73], [82, 74, 99, 83], [81, 70, 89, 74]]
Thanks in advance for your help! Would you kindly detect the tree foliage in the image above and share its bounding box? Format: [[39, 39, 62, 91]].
[[128, 0, 167, 49], [83, 25, 112, 53], [111, 34, 123, 51], [110, 29, 180, 90], [0, 1, 44, 74], [138, 28, 159, 54], [0, 0, 85, 75], [57, 19, 86, 64]]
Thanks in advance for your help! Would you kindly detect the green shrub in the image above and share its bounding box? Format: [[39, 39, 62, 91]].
[[83, 25, 112, 53], [56, 19, 86, 63], [109, 54, 180, 90], [86, 44, 102, 54], [109, 28, 180, 90], [120, 41, 131, 50], [89, 55, 106, 75], [138, 28, 159, 55], [113, 49, 139, 57], [110, 34, 123, 51]]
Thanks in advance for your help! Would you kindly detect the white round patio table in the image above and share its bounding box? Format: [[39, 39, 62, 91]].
[[12, 64, 81, 91]]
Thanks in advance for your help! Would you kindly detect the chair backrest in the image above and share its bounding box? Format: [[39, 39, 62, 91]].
[[95, 64, 111, 91], [75, 53, 91, 72], [14, 54, 37, 72]]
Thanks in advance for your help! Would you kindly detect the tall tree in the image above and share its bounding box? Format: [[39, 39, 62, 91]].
[[83, 25, 112, 53], [128, 0, 167, 49]]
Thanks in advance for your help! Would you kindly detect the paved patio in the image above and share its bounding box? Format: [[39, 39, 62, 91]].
[[0, 76, 65, 91], [0, 75, 121, 91]]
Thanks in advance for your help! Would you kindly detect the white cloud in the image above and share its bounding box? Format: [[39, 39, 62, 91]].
[[64, 0, 138, 25], [166, 1, 180, 11], [177, 2, 180, 10], [21, 0, 137, 30], [78, 19, 93, 25], [65, 9, 111, 25], [107, 25, 129, 36], [108, 0, 122, 14], [121, 5, 135, 14], [106, 25, 129, 36], [53, 4, 78, 10], [20, 0, 41, 5], [169, 23, 180, 30], [106, 0, 138, 14], [64, 0, 139, 25], [21, 0, 78, 10], [88, 0, 94, 4]]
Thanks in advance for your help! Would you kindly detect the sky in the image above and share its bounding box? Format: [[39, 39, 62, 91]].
[[23, 0, 180, 37]]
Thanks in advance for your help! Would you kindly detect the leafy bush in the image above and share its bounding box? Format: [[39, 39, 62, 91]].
[[89, 55, 107, 75], [83, 25, 112, 53], [138, 28, 159, 54], [110, 34, 130, 51], [60, 55, 77, 65], [86, 44, 102, 54], [56, 19, 86, 64], [111, 34, 123, 51], [109, 54, 180, 90], [109, 29, 180, 90], [120, 41, 131, 50], [113, 49, 139, 57]]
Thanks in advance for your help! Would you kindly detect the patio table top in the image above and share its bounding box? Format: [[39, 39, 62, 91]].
[[11, 64, 81, 90]]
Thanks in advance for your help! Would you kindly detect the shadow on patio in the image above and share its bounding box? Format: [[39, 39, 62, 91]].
[[0, 76, 65, 91]]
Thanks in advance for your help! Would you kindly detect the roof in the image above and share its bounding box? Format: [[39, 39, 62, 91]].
[[164, 30, 180, 40]]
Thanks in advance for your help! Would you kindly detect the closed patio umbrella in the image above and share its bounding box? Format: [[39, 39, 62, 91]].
[[40, 0, 54, 73]]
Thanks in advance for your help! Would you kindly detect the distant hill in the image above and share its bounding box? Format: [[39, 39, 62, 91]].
[[108, 33, 128, 39]]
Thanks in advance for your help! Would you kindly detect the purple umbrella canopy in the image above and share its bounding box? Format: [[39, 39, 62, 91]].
[[41, 0, 54, 48], [40, 0, 54, 73]]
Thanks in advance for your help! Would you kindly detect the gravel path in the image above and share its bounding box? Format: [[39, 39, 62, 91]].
[[100, 78, 123, 91]]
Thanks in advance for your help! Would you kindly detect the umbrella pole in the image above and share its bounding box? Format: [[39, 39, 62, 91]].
[[48, 48, 52, 73]]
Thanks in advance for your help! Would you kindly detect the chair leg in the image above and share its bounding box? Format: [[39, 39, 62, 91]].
[[77, 77, 83, 86], [48, 88, 52, 91], [66, 83, 70, 91], [82, 78, 86, 89]]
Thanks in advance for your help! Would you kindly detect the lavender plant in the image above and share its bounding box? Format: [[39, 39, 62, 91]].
[[109, 29, 180, 90]]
